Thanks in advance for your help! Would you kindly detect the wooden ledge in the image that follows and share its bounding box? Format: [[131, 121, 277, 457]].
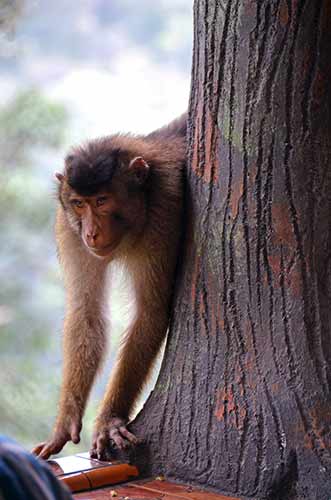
[[103, 479, 243, 500], [48, 452, 242, 499]]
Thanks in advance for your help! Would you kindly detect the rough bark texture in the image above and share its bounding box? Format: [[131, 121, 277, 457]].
[[132, 1, 331, 499]]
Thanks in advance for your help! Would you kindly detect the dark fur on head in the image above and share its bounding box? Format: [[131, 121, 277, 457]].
[[65, 145, 122, 196]]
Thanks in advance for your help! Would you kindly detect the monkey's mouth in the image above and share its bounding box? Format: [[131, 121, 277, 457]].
[[88, 241, 120, 258]]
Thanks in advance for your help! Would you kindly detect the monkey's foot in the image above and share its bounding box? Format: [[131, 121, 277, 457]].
[[90, 417, 141, 460]]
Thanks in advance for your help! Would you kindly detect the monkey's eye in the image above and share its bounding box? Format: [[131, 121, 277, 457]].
[[71, 199, 84, 208], [96, 196, 109, 207]]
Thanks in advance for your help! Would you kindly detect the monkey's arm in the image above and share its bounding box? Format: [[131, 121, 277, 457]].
[[33, 208, 109, 459], [91, 255, 174, 459]]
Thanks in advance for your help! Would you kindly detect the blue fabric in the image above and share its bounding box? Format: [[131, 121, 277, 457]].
[[0, 436, 72, 500]]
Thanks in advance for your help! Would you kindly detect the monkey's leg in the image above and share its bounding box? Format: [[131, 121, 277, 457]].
[[91, 246, 178, 459], [33, 209, 109, 459], [91, 302, 169, 459]]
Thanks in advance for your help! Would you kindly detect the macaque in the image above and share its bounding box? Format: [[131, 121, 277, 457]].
[[32, 114, 186, 460]]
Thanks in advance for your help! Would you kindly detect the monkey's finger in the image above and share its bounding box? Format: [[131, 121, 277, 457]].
[[109, 428, 129, 450], [39, 438, 67, 460], [37, 445, 53, 460], [31, 442, 47, 456], [118, 426, 140, 445], [90, 435, 99, 458], [70, 428, 81, 444], [96, 432, 109, 459], [70, 421, 82, 444]]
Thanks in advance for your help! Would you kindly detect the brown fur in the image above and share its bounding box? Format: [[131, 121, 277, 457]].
[[32, 113, 186, 460]]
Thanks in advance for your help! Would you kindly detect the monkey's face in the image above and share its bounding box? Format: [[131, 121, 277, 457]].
[[69, 190, 127, 257], [57, 144, 150, 259], [59, 182, 148, 259]]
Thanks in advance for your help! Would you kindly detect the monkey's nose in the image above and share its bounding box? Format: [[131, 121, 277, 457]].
[[86, 231, 100, 247]]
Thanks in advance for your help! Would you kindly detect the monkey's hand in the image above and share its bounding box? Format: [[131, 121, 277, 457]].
[[32, 418, 82, 460], [90, 417, 140, 460]]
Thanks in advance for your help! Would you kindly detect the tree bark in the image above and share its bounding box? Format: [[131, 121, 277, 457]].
[[133, 1, 331, 499]]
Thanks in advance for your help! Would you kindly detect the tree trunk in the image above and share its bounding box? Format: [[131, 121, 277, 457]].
[[133, 1, 331, 499]]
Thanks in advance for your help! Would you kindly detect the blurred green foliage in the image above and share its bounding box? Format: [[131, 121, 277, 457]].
[[0, 89, 68, 167], [0, 88, 71, 448], [0, 89, 121, 455]]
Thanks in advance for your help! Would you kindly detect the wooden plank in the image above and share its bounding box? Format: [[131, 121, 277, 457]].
[[62, 472, 91, 493], [75, 483, 184, 499], [74, 479, 242, 500], [84, 464, 139, 489], [48, 453, 242, 499], [58, 464, 139, 493], [134, 480, 240, 500]]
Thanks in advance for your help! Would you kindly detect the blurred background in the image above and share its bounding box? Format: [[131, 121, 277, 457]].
[[0, 0, 192, 455]]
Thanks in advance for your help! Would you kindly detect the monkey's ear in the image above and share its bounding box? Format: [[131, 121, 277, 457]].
[[54, 171, 65, 183], [129, 156, 150, 184]]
